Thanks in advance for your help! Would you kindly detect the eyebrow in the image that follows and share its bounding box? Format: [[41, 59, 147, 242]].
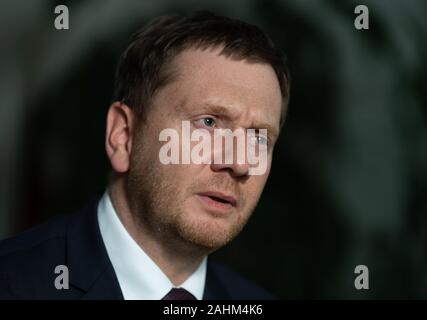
[[200, 103, 236, 118], [251, 123, 278, 141], [200, 102, 279, 140]]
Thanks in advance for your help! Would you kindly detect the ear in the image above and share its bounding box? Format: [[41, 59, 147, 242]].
[[105, 101, 134, 173]]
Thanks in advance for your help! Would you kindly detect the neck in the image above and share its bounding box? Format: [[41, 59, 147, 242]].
[[107, 177, 206, 286]]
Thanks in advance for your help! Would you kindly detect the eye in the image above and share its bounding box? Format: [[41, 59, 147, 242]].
[[195, 117, 216, 128], [247, 131, 269, 147], [254, 135, 269, 146]]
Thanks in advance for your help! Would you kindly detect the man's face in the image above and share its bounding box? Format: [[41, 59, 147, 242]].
[[126, 47, 282, 252]]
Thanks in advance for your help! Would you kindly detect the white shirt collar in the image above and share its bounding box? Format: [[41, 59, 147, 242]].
[[97, 191, 207, 300]]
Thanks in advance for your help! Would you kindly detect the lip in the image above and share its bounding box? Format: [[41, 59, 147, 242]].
[[195, 191, 237, 214]]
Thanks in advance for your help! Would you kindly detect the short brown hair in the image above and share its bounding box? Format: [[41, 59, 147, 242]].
[[113, 11, 290, 126]]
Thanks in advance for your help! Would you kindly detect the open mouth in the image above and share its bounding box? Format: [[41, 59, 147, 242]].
[[195, 191, 237, 213], [207, 195, 230, 204]]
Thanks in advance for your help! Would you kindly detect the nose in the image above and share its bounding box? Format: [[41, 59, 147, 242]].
[[210, 161, 250, 177], [209, 128, 250, 177]]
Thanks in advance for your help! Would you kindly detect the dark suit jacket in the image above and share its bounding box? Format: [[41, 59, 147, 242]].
[[0, 196, 274, 300]]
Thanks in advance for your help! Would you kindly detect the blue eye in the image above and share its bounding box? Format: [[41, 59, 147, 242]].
[[201, 117, 216, 128], [248, 134, 269, 146], [255, 135, 268, 145]]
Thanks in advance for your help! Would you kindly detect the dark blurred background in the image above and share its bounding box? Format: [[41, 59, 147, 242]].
[[0, 0, 426, 299]]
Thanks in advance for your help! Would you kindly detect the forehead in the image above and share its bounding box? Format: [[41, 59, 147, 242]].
[[157, 47, 282, 129]]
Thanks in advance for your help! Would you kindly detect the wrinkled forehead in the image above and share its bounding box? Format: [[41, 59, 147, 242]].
[[162, 47, 283, 129]]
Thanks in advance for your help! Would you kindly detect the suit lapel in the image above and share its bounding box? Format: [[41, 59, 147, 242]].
[[203, 258, 230, 300], [65, 195, 233, 300], [80, 264, 124, 300], [66, 195, 123, 299]]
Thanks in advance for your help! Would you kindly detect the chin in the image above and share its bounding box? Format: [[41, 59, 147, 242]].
[[175, 212, 243, 251]]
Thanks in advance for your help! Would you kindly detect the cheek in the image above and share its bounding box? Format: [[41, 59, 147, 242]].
[[254, 175, 269, 193], [244, 174, 270, 202]]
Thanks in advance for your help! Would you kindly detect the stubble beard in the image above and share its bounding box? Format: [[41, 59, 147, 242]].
[[126, 141, 256, 254]]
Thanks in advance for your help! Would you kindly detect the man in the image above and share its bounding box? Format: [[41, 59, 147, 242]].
[[0, 11, 290, 300]]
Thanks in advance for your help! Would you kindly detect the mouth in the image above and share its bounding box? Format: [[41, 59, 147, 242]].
[[195, 191, 237, 214]]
